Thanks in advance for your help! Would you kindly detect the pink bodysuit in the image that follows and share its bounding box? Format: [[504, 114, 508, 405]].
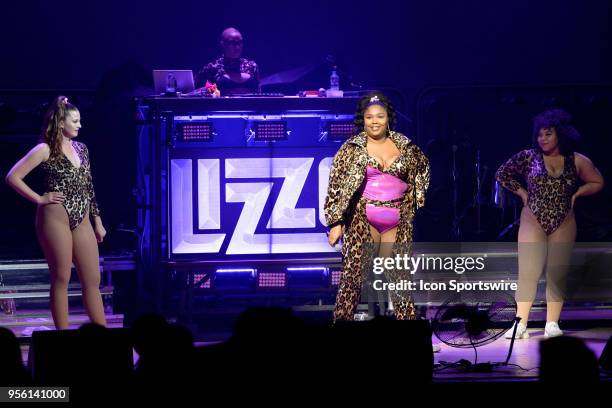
[[362, 164, 408, 234]]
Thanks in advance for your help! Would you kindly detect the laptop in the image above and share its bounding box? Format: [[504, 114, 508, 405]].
[[152, 70, 195, 95]]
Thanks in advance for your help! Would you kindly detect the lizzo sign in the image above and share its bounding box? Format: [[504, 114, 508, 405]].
[[169, 147, 339, 258]]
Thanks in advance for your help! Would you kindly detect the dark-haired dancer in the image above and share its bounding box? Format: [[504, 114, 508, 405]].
[[6, 96, 107, 329], [325, 93, 430, 321], [496, 109, 603, 338]]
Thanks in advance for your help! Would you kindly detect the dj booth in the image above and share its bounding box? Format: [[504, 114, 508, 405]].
[[136, 96, 360, 316]]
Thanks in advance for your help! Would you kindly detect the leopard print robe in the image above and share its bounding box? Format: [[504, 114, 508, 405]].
[[324, 131, 430, 321]]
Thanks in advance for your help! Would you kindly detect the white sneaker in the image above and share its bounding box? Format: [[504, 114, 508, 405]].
[[544, 321, 563, 338], [504, 322, 529, 339], [353, 312, 371, 321]]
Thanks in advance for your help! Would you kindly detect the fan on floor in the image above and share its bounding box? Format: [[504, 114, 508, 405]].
[[431, 290, 519, 371]]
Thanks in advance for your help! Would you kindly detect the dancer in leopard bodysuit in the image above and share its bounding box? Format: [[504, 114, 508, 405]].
[[6, 96, 107, 329], [496, 108, 604, 339]]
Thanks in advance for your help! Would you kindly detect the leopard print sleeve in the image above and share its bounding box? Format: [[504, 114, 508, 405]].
[[82, 144, 101, 217], [324, 142, 353, 227], [495, 149, 531, 193], [87, 171, 101, 217], [413, 144, 430, 210]]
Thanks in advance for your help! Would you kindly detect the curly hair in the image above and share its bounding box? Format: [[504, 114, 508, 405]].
[[532, 108, 580, 156], [353, 92, 397, 136], [39, 95, 79, 158]]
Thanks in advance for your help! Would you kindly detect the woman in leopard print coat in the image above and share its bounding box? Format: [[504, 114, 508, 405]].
[[325, 93, 430, 321]]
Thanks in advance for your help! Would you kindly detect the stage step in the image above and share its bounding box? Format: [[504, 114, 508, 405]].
[[0, 259, 115, 313], [1, 309, 124, 339]]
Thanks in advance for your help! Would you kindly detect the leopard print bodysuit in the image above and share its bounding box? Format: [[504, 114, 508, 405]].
[[39, 141, 100, 230], [495, 148, 578, 235]]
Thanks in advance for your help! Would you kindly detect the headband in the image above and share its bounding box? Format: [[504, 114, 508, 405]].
[[366, 95, 385, 107]]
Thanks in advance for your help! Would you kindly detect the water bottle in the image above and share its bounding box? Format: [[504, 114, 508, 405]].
[[330, 69, 339, 91], [166, 73, 177, 94]]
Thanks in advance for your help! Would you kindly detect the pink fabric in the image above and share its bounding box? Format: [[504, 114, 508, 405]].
[[365, 204, 400, 234], [362, 165, 408, 201], [362, 166, 408, 233]]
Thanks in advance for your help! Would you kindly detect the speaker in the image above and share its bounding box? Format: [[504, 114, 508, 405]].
[[600, 335, 612, 371], [28, 326, 133, 386]]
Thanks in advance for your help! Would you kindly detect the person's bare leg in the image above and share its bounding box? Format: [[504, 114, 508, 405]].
[[516, 206, 548, 326], [375, 226, 395, 313], [366, 225, 382, 315], [378, 227, 396, 256], [545, 210, 576, 323], [36, 204, 73, 330], [72, 214, 106, 327]]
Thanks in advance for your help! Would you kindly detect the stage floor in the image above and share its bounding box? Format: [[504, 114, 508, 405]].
[[14, 326, 612, 384], [432, 327, 611, 382], [5, 304, 612, 384]]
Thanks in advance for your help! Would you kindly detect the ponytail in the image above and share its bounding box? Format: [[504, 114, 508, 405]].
[[40, 96, 78, 158]]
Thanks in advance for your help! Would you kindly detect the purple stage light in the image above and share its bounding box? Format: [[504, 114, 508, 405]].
[[286, 266, 329, 288], [253, 121, 287, 141], [257, 272, 287, 288], [177, 122, 214, 141], [216, 268, 257, 275], [327, 121, 353, 141], [193, 273, 212, 289], [214, 268, 257, 290], [330, 269, 342, 286], [286, 266, 328, 273]]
